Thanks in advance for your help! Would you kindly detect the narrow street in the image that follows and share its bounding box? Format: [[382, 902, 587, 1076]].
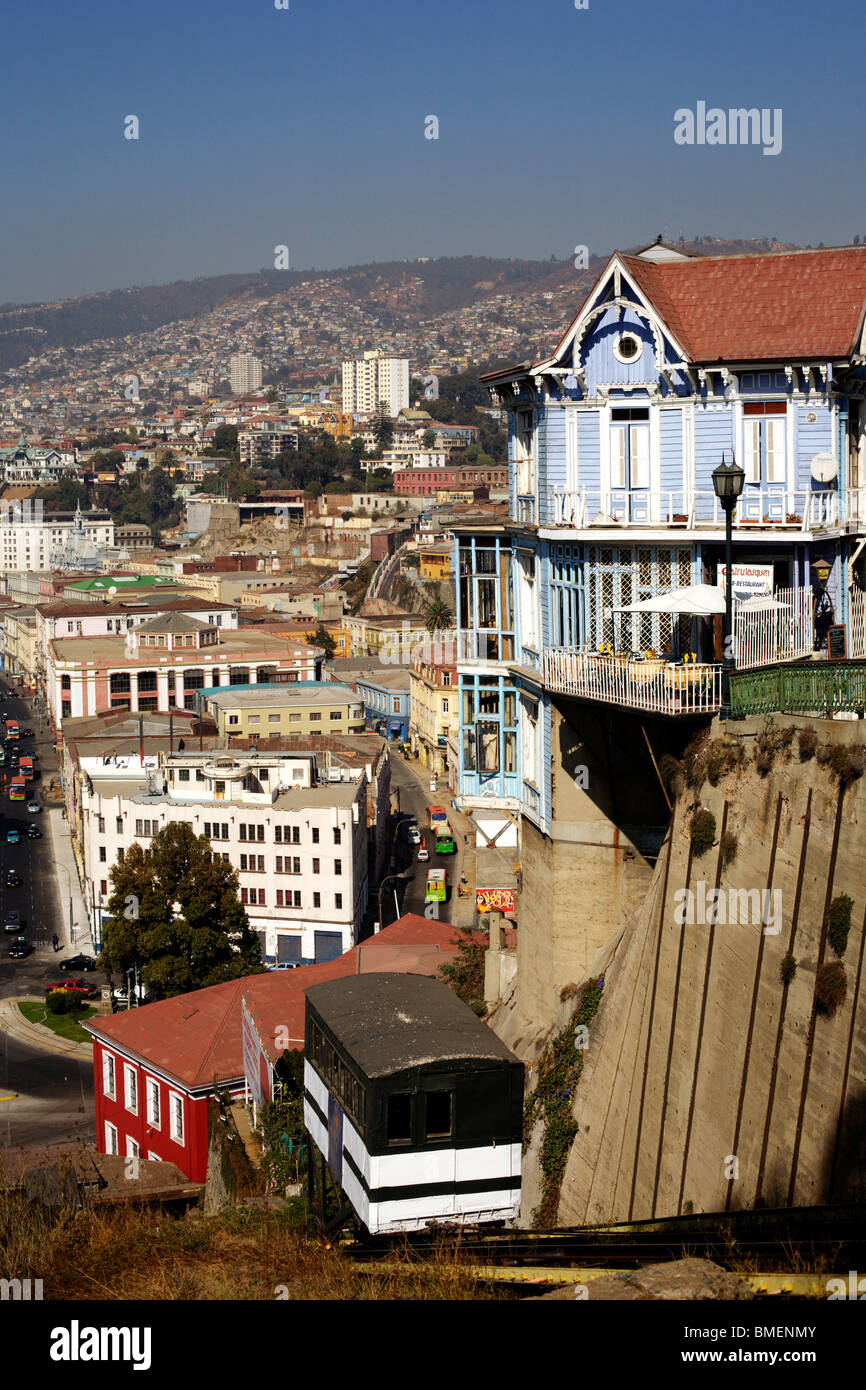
[[377, 754, 470, 928]]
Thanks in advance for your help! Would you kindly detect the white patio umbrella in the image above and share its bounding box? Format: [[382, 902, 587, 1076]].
[[614, 583, 727, 616]]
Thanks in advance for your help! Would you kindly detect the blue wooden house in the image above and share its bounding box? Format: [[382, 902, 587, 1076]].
[[454, 243, 866, 832]]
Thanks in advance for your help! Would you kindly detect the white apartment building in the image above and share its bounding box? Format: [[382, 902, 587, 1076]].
[[342, 352, 409, 417], [229, 354, 263, 395], [238, 423, 299, 465], [0, 501, 114, 572], [76, 748, 369, 964]]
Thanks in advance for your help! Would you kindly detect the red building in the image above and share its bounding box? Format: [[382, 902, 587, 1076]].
[[84, 916, 466, 1182], [394, 465, 507, 496]]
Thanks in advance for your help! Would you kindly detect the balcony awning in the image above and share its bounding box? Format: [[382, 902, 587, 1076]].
[[615, 583, 726, 616]]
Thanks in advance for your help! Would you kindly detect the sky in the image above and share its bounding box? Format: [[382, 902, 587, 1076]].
[[1, 0, 860, 304]]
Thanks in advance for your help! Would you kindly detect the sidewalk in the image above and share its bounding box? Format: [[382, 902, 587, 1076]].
[[46, 807, 94, 956], [0, 996, 92, 1059]]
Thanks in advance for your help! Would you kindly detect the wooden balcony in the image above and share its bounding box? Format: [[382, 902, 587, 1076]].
[[544, 648, 723, 716]]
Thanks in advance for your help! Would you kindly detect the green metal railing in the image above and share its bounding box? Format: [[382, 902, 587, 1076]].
[[729, 662, 866, 718]]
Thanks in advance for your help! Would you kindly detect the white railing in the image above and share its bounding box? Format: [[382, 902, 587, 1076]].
[[850, 586, 866, 660], [546, 487, 865, 531], [732, 588, 813, 671], [544, 648, 723, 716]]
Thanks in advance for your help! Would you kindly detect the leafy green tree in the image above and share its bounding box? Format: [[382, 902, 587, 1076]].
[[421, 429, 436, 449], [313, 625, 337, 658], [98, 824, 264, 998], [373, 409, 394, 451]]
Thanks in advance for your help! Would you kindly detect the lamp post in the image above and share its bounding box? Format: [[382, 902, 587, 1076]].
[[377, 872, 406, 932], [712, 453, 746, 717], [48, 858, 74, 945]]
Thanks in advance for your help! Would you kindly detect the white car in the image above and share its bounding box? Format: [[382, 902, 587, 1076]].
[[417, 846, 430, 862], [112, 983, 151, 1006], [26, 801, 41, 814], [407, 826, 421, 845]]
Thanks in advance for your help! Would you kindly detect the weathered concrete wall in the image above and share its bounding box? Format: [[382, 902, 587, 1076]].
[[556, 717, 866, 1225]]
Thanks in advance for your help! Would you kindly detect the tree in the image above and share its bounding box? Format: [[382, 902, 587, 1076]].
[[373, 409, 394, 451], [421, 429, 436, 450], [313, 625, 336, 658], [424, 596, 454, 631], [98, 825, 264, 998]]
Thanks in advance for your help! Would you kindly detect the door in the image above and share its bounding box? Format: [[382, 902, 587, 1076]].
[[742, 405, 787, 521], [610, 408, 650, 521]]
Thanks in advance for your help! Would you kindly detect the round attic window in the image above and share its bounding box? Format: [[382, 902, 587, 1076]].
[[614, 332, 642, 363]]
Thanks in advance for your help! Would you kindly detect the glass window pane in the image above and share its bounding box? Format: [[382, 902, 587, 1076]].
[[425, 1091, 452, 1141], [387, 1093, 412, 1144]]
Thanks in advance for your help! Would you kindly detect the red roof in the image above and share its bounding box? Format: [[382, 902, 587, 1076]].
[[85, 915, 469, 1091], [556, 246, 866, 365]]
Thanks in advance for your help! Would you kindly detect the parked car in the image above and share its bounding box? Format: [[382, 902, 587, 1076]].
[[26, 801, 41, 814], [46, 978, 98, 1000], [21, 728, 33, 738], [4, 910, 21, 934], [58, 954, 98, 973], [8, 937, 32, 958], [6, 829, 19, 844], [417, 845, 430, 862], [26, 824, 42, 838], [6, 870, 21, 888], [408, 826, 421, 845], [112, 983, 152, 1007]]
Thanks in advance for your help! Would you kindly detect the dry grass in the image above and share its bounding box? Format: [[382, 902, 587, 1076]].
[[0, 1188, 501, 1301]]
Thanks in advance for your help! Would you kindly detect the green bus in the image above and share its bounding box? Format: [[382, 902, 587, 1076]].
[[425, 869, 447, 904], [434, 823, 456, 855]]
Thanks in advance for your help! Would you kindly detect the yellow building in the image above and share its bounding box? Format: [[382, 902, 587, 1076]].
[[418, 544, 452, 582], [205, 682, 365, 739], [345, 612, 429, 660], [4, 610, 39, 691], [409, 642, 458, 780]]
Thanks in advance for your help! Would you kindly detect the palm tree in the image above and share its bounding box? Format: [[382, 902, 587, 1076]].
[[424, 597, 454, 631]]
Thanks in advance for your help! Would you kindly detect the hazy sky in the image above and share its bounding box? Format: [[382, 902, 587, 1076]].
[[1, 0, 859, 304]]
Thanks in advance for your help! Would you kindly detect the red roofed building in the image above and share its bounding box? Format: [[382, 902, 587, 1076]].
[[84, 915, 468, 1181]]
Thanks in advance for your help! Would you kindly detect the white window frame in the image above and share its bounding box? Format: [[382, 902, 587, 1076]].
[[126, 1136, 140, 1159], [102, 1050, 116, 1099], [146, 1076, 161, 1129], [124, 1063, 138, 1114], [105, 1121, 118, 1156], [169, 1091, 185, 1145]]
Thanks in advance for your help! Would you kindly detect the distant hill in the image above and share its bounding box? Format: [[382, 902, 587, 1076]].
[[0, 238, 806, 374]]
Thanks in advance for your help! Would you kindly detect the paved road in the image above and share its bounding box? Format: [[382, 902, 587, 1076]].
[[0, 676, 99, 1147], [380, 757, 466, 927]]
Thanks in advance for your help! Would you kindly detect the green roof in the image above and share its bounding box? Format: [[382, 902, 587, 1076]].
[[65, 575, 180, 592]]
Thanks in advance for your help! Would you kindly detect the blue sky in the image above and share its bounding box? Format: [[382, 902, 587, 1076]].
[[1, 0, 860, 303]]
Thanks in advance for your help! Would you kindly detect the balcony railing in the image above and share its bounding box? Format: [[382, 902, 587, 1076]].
[[546, 486, 864, 531], [544, 648, 723, 716], [729, 662, 866, 718]]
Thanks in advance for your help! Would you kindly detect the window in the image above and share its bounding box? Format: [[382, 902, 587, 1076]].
[[335, 893, 343, 910], [98, 846, 106, 863], [613, 331, 642, 363], [98, 816, 105, 833], [103, 1051, 115, 1099], [269, 714, 280, 724], [610, 407, 650, 491], [124, 1065, 138, 1114], [178, 768, 190, 782], [393, 698, 401, 713], [310, 712, 321, 722], [146, 1077, 160, 1128], [333, 828, 341, 845], [100, 880, 108, 896], [293, 890, 302, 907], [169, 1092, 184, 1145], [334, 859, 342, 876], [313, 891, 321, 908], [105, 1122, 118, 1156], [118, 848, 124, 862], [329, 711, 341, 721], [425, 1090, 453, 1141], [743, 402, 787, 484], [442, 698, 449, 714], [126, 1136, 140, 1159], [312, 827, 319, 844], [312, 858, 320, 874], [116, 817, 123, 833], [387, 1093, 412, 1145]]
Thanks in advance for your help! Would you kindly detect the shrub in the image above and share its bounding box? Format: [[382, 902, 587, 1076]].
[[45, 989, 82, 1015], [826, 743, 866, 790], [815, 962, 847, 1017], [438, 931, 487, 1013], [826, 894, 854, 958], [707, 739, 744, 787], [797, 728, 818, 761], [559, 981, 580, 1002], [683, 731, 710, 789], [659, 754, 685, 800], [754, 717, 794, 776], [816, 743, 833, 767], [780, 952, 797, 986], [719, 830, 739, 869], [690, 809, 716, 856]]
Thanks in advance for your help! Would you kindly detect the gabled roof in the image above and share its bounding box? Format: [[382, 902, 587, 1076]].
[[544, 245, 866, 370]]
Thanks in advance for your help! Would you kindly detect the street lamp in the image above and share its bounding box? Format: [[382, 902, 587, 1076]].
[[48, 858, 74, 945], [377, 872, 406, 932], [712, 452, 745, 716]]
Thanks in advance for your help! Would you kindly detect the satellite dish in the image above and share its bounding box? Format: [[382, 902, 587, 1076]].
[[108, 586, 117, 597], [811, 451, 837, 482]]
